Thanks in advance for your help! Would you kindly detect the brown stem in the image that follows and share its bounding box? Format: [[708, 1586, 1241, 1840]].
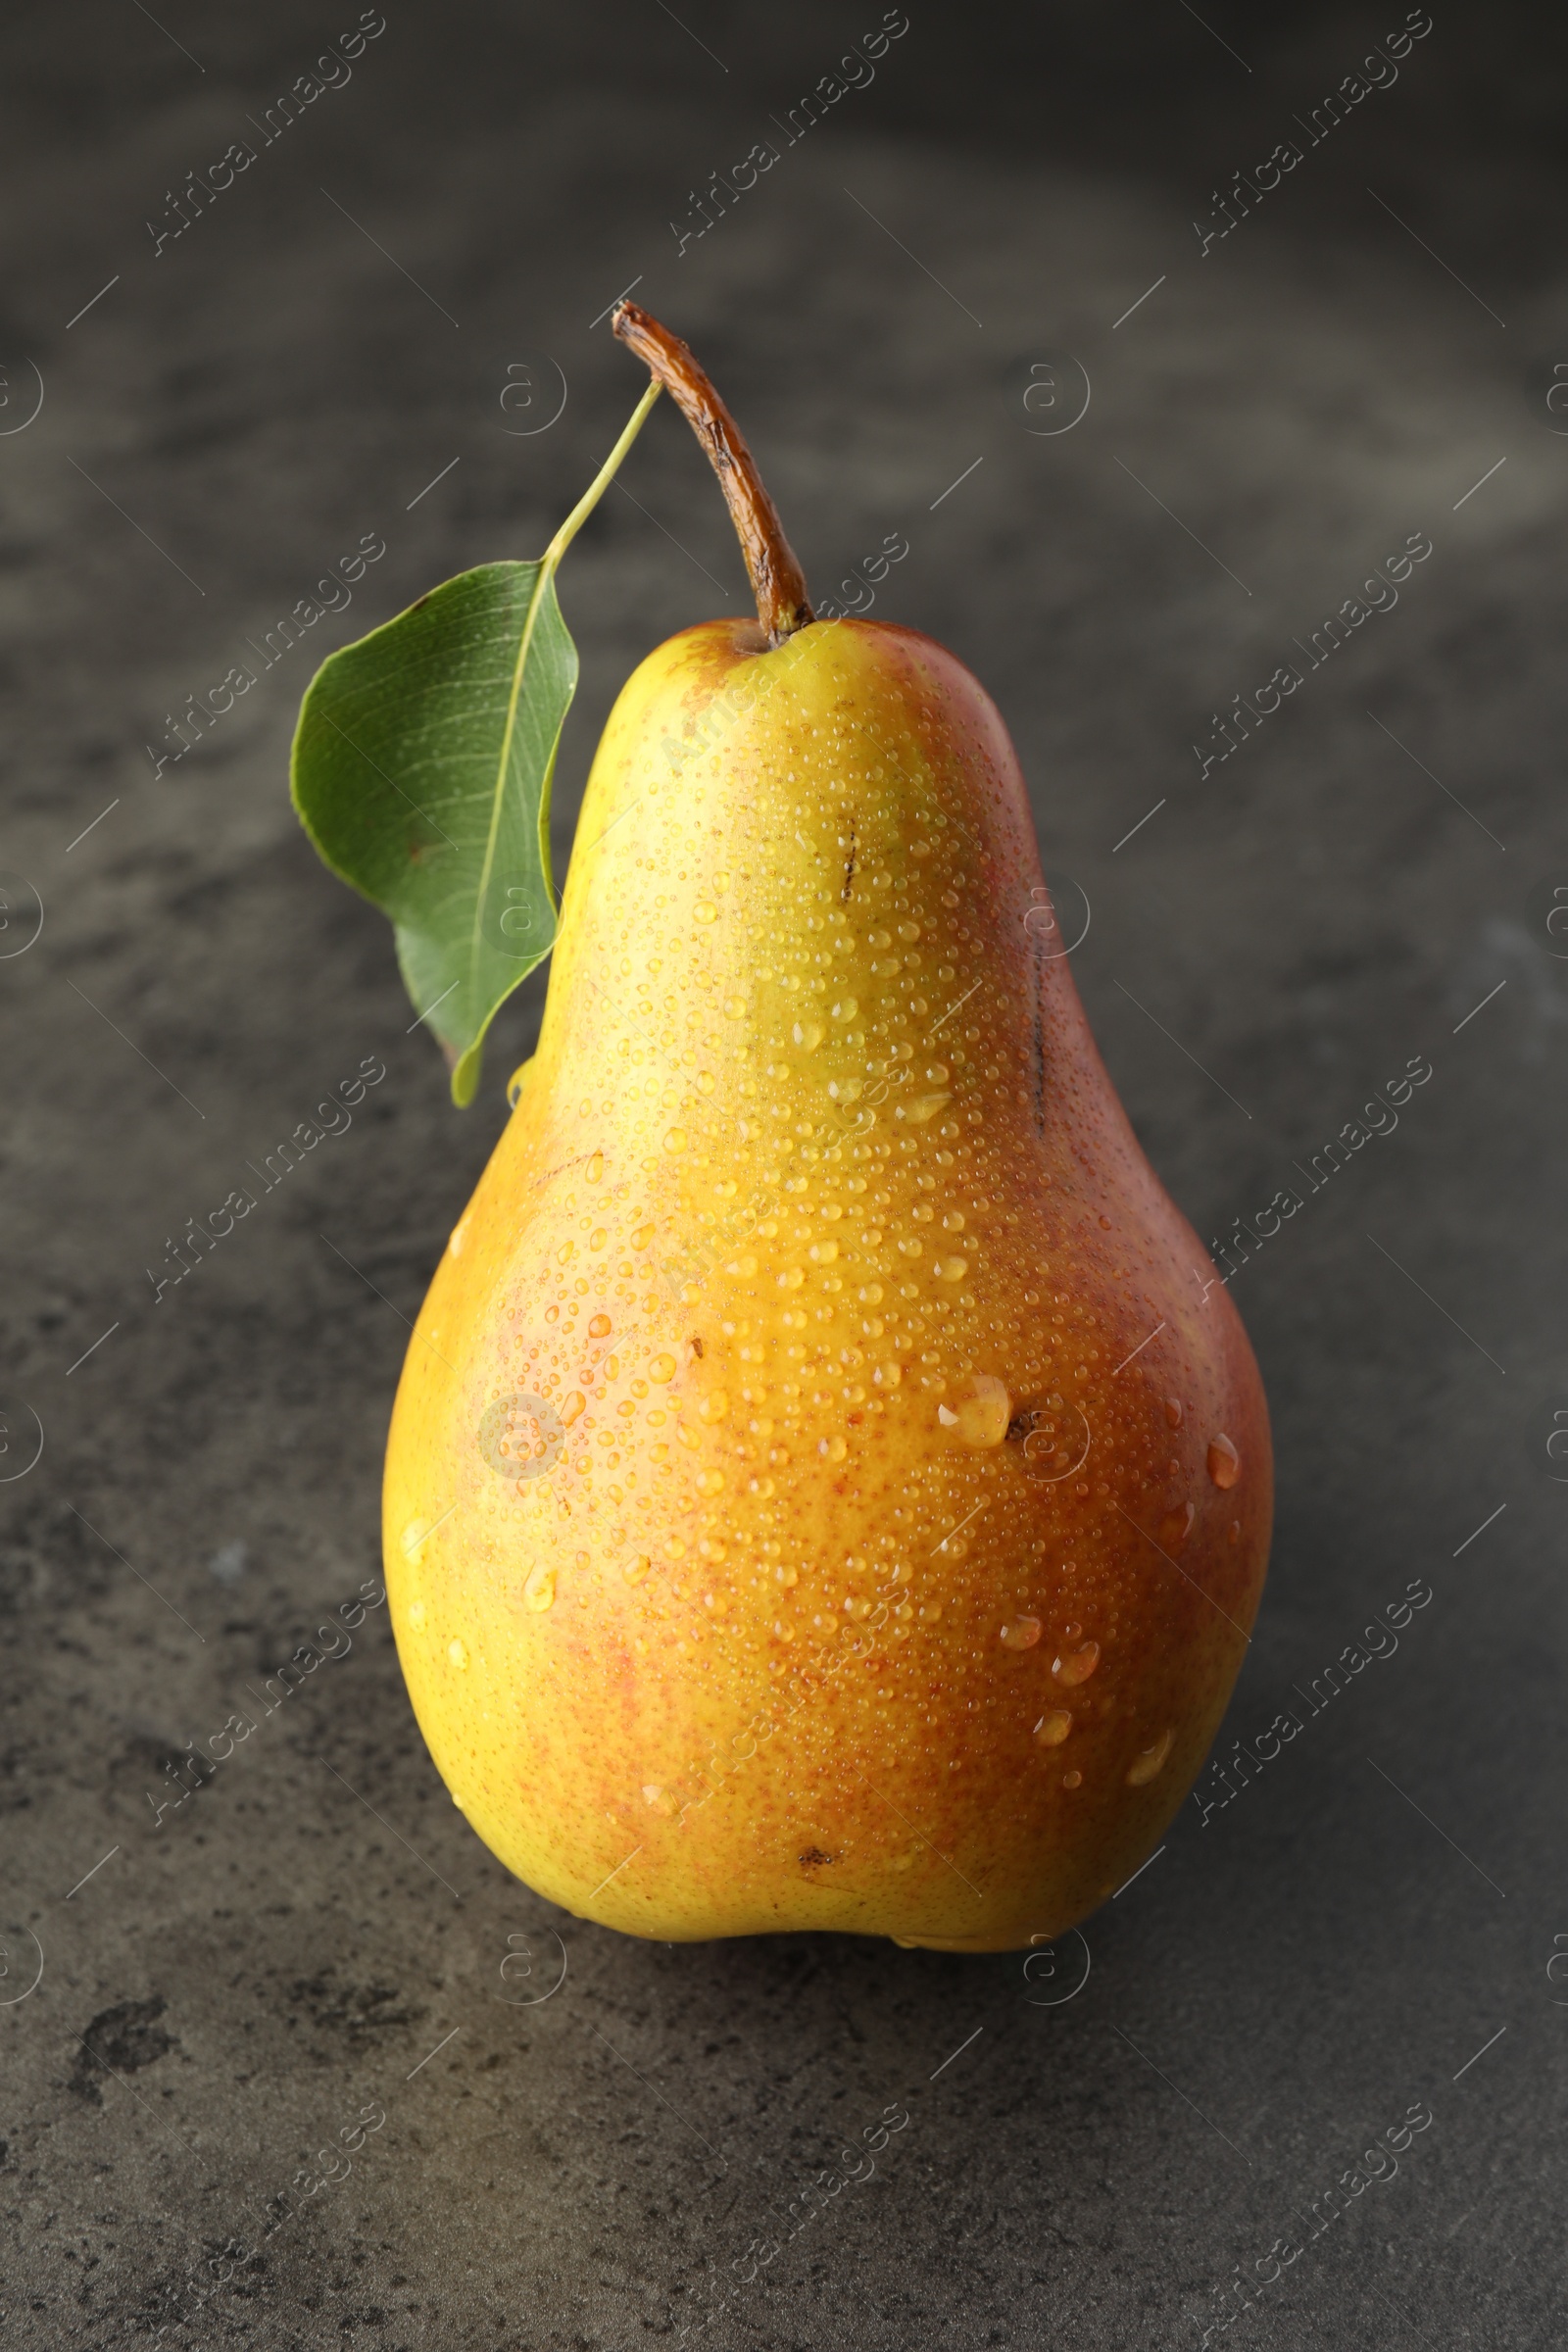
[[612, 301, 814, 643]]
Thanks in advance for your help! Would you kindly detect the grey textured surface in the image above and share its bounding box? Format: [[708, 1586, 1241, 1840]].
[[3, 3, 1565, 2345]]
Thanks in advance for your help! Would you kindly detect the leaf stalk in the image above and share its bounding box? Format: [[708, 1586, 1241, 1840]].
[[544, 378, 663, 571]]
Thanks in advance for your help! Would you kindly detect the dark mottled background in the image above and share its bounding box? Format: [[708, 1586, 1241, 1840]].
[[3, 3, 1565, 2345]]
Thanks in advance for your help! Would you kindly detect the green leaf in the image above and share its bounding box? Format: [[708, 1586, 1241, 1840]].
[[288, 382, 661, 1105], [291, 562, 571, 1104]]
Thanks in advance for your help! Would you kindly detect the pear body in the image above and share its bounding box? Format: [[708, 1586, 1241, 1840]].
[[383, 616, 1270, 1950]]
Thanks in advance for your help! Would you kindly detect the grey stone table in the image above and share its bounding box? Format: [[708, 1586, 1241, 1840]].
[[2, 3, 1564, 2344]]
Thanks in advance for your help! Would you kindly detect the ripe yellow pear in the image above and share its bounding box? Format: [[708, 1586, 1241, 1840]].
[[382, 308, 1270, 1950]]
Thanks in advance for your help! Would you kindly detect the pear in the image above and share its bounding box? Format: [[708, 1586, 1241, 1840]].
[[383, 307, 1270, 1950]]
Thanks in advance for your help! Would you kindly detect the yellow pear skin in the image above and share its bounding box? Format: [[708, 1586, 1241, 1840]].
[[383, 613, 1271, 1951]]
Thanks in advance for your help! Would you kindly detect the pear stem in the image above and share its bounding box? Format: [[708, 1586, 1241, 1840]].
[[612, 301, 815, 644]]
